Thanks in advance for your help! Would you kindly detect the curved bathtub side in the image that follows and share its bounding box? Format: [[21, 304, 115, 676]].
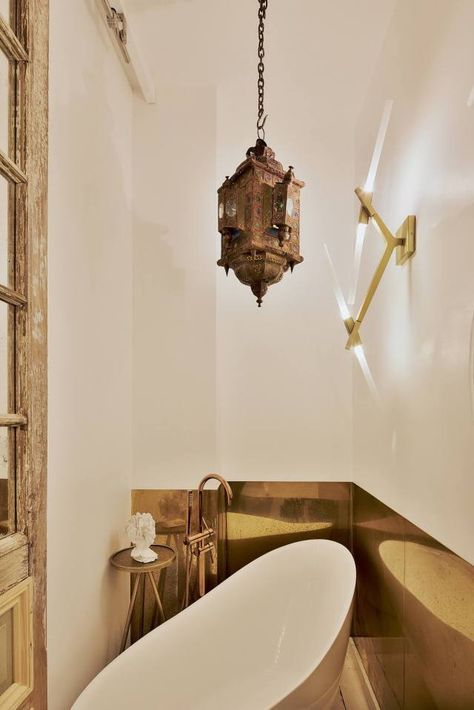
[[274, 598, 354, 710], [72, 540, 356, 710]]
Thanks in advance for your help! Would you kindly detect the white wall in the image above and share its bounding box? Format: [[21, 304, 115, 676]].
[[48, 1, 133, 707], [131, 0, 396, 488], [133, 85, 217, 489], [353, 0, 474, 564]]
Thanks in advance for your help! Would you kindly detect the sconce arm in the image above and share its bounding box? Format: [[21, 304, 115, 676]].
[[345, 188, 415, 349], [345, 239, 396, 349]]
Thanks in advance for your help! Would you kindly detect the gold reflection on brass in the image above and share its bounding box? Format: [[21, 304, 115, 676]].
[[227, 512, 331, 539], [353, 484, 474, 710], [380, 541, 474, 640], [224, 482, 351, 576]]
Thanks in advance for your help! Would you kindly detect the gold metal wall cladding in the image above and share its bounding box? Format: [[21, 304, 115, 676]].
[[131, 483, 474, 710], [130, 483, 351, 638], [130, 489, 220, 642], [221, 482, 351, 577], [352, 484, 474, 709]]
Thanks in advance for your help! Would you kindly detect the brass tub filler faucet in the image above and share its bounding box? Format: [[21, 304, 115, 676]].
[[183, 474, 233, 608]]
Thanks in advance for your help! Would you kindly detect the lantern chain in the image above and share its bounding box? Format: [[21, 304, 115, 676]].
[[257, 0, 268, 140]]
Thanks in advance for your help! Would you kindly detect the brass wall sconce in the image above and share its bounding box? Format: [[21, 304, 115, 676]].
[[344, 188, 416, 349]]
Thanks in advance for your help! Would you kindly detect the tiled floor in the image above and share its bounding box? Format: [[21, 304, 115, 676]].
[[333, 641, 380, 710]]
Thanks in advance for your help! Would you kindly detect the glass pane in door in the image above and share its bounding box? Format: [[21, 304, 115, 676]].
[[0, 297, 13, 537], [0, 178, 12, 287], [0, 300, 11, 412], [0, 51, 10, 157], [0, 1, 10, 25], [0, 428, 11, 536]]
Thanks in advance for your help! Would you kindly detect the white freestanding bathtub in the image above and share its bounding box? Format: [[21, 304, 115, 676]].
[[73, 539, 356, 710]]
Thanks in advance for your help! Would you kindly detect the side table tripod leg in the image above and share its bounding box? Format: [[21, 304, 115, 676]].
[[158, 534, 172, 600], [152, 568, 163, 629], [147, 571, 166, 624], [120, 573, 141, 653]]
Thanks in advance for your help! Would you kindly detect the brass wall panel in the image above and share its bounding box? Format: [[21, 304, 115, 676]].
[[352, 486, 405, 709], [130, 489, 219, 643], [353, 485, 474, 709], [224, 482, 351, 576]]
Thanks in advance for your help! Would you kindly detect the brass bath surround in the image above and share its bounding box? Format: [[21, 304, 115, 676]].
[[131, 482, 474, 708], [352, 485, 474, 709]]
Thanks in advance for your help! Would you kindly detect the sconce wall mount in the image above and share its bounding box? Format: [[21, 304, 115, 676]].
[[345, 188, 416, 350]]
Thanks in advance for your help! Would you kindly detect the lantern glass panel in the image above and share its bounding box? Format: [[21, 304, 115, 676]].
[[225, 197, 237, 218], [275, 195, 285, 213]]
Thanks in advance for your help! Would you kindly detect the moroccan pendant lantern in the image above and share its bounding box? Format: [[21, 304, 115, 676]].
[[217, 0, 304, 307]]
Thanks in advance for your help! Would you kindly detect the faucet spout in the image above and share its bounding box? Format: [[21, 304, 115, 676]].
[[198, 473, 233, 506]]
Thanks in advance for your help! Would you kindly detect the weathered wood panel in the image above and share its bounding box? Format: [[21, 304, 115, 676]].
[[0, 538, 28, 594]]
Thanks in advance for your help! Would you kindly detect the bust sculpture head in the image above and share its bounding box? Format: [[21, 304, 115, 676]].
[[125, 512, 158, 563]]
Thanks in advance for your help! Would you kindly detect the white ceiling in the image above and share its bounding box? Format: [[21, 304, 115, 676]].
[[127, 0, 397, 119]]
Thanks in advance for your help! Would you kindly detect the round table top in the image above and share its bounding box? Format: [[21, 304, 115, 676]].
[[110, 545, 176, 573]]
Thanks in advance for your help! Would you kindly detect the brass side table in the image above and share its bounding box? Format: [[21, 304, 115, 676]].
[[110, 544, 176, 653]]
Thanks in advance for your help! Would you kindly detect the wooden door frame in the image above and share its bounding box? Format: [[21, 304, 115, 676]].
[[21, 1, 48, 706], [0, 1, 48, 707]]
